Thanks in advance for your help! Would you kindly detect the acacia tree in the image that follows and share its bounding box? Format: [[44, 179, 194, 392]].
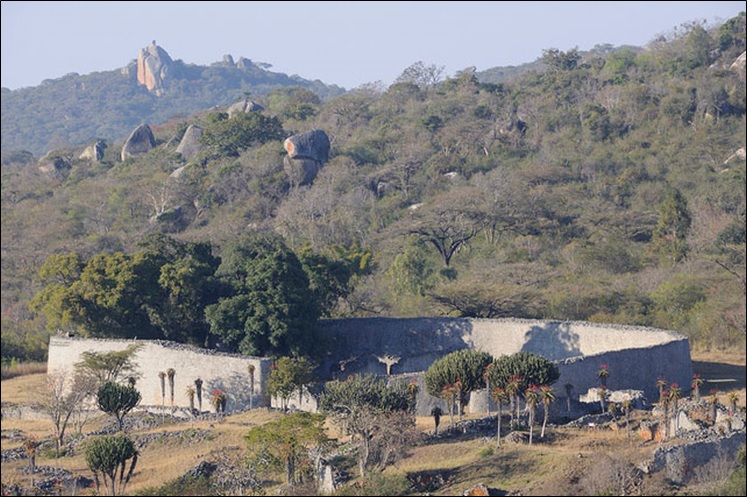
[[85, 433, 138, 496], [424, 349, 493, 417], [406, 188, 484, 267]]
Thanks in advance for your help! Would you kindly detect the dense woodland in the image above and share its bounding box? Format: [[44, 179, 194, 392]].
[[1, 14, 745, 363]]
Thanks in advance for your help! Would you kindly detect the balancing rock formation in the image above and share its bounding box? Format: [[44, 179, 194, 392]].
[[136, 42, 173, 96], [283, 129, 331, 187]]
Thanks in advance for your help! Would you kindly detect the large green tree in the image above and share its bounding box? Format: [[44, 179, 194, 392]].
[[205, 230, 320, 357], [424, 349, 494, 416]]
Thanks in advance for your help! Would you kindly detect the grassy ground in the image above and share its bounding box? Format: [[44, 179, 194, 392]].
[[1, 348, 744, 495]]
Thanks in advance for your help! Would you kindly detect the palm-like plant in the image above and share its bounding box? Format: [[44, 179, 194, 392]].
[[621, 397, 632, 441], [158, 371, 166, 411], [727, 391, 738, 413], [539, 385, 555, 439], [483, 364, 493, 416], [660, 389, 670, 441], [166, 368, 176, 411], [505, 375, 523, 429], [707, 389, 719, 423], [691, 373, 704, 401], [669, 383, 682, 435], [194, 378, 203, 413], [491, 387, 509, 447], [597, 364, 610, 388], [656, 376, 668, 402], [525, 385, 540, 445], [247, 365, 256, 410]]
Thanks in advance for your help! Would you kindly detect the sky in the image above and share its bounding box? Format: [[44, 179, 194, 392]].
[[2, 1, 745, 91]]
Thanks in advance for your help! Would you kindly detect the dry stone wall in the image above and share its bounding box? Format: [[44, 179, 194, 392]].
[[47, 318, 693, 415], [47, 336, 271, 413]]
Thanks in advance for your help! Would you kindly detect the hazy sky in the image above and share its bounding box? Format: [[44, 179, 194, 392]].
[[2, 1, 745, 91]]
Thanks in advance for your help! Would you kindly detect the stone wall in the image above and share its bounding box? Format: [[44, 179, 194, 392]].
[[316, 318, 693, 403], [47, 337, 271, 413], [47, 318, 693, 415]]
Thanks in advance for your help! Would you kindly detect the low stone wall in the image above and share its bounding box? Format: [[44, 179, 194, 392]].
[[47, 336, 271, 413]]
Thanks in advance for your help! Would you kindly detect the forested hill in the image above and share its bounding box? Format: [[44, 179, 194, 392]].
[[1, 43, 345, 157], [1, 14, 745, 362]]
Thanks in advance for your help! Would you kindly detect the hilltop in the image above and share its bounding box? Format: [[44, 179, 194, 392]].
[[1, 42, 345, 157]]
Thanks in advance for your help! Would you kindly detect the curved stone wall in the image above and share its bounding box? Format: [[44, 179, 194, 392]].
[[316, 318, 693, 413], [47, 318, 693, 415]]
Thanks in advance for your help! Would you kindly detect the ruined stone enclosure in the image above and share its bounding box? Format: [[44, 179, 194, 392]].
[[47, 318, 693, 414]]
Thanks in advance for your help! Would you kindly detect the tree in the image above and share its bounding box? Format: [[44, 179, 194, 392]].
[[200, 111, 284, 157], [539, 385, 555, 439], [525, 385, 541, 445], [656, 376, 668, 402], [194, 378, 203, 412], [407, 189, 484, 267], [248, 365, 256, 410], [394, 61, 445, 89], [75, 345, 142, 386], [597, 364, 610, 388], [622, 397, 632, 441], [654, 187, 692, 263], [486, 352, 560, 427], [424, 349, 494, 417], [85, 433, 138, 496], [96, 381, 141, 431], [491, 387, 509, 447], [669, 383, 682, 434], [39, 369, 94, 458], [166, 368, 176, 411], [691, 373, 704, 401], [268, 356, 317, 410], [244, 411, 328, 485], [205, 230, 320, 358], [319, 374, 415, 477]]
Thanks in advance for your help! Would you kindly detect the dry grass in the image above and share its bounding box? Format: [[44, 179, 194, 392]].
[[0, 361, 47, 381]]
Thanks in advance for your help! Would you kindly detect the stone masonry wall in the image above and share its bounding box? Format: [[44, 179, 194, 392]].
[[316, 318, 692, 394], [47, 336, 271, 413], [47, 318, 693, 415]]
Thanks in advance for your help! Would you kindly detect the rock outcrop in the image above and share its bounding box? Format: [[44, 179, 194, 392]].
[[730, 51, 746, 75], [79, 140, 107, 162], [283, 129, 331, 187], [121, 124, 156, 161], [38, 155, 71, 176], [227, 99, 264, 118], [175, 125, 203, 160], [137, 42, 173, 96]]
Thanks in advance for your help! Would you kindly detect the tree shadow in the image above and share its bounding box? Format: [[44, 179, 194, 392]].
[[521, 321, 582, 360]]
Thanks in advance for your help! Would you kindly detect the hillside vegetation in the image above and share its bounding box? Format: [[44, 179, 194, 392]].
[[1, 15, 745, 363]]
